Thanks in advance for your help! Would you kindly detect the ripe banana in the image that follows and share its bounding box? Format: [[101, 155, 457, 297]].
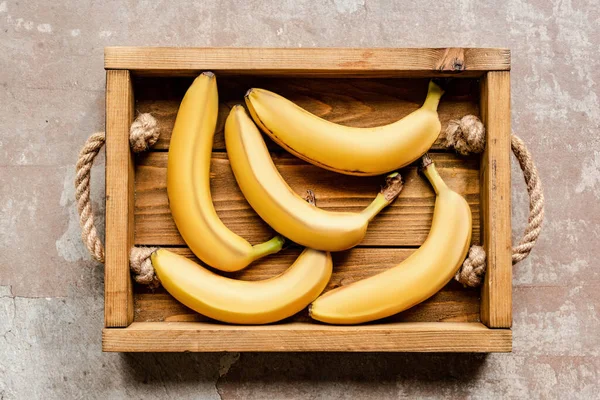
[[168, 72, 284, 272], [245, 80, 444, 176], [309, 155, 472, 324], [225, 105, 403, 252], [151, 248, 332, 324]]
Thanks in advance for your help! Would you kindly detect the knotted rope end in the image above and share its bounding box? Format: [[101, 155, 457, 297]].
[[444, 115, 486, 155], [455, 245, 487, 288], [130, 247, 160, 289], [129, 113, 160, 153]]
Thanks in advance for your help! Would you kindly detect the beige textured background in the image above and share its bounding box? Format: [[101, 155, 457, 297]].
[[1, 0, 599, 398]]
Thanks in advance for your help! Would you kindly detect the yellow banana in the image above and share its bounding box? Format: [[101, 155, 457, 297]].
[[225, 105, 403, 252], [151, 248, 332, 324], [309, 155, 472, 324], [167, 72, 284, 272], [245, 80, 444, 176]]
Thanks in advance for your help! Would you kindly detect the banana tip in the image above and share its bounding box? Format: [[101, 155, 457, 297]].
[[245, 88, 254, 98], [421, 154, 433, 169], [201, 71, 215, 78], [381, 173, 403, 202]]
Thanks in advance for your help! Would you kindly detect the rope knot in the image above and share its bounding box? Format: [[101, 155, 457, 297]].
[[445, 115, 486, 155], [129, 113, 160, 153], [130, 247, 160, 288], [455, 245, 487, 287]]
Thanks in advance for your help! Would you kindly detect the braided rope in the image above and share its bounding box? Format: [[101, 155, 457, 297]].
[[446, 115, 545, 287], [75, 113, 159, 283], [75, 132, 106, 263]]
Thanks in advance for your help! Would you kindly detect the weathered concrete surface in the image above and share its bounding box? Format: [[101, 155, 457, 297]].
[[1, 0, 599, 398]]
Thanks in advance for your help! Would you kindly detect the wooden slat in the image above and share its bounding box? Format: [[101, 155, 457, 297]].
[[479, 72, 512, 328], [134, 77, 480, 151], [105, 70, 135, 327], [134, 247, 480, 324], [102, 321, 512, 352], [133, 153, 481, 247], [105, 47, 510, 77]]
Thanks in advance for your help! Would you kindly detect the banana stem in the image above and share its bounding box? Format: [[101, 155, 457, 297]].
[[422, 80, 445, 112], [251, 236, 285, 261], [361, 172, 403, 221], [422, 155, 447, 194], [361, 194, 390, 221]]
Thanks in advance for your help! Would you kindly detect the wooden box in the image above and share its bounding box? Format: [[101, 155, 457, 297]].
[[102, 47, 512, 352]]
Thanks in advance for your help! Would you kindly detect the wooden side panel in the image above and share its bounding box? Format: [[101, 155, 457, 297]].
[[105, 70, 135, 327], [103, 322, 512, 352], [105, 47, 510, 77], [134, 247, 481, 324], [133, 153, 481, 247], [479, 72, 512, 328]]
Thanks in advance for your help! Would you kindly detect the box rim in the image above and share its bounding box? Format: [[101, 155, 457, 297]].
[[103, 47, 513, 352], [103, 321, 512, 353], [104, 47, 510, 77]]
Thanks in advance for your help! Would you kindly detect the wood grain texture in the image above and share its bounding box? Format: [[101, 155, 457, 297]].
[[105, 47, 510, 77], [105, 70, 135, 327], [102, 321, 512, 352], [434, 48, 466, 72], [101, 51, 514, 352], [133, 152, 481, 247], [134, 247, 480, 324], [479, 72, 512, 328], [134, 77, 480, 151]]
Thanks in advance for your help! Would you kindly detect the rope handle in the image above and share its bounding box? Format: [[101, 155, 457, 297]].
[[75, 114, 543, 289], [75, 113, 160, 285], [446, 115, 545, 287]]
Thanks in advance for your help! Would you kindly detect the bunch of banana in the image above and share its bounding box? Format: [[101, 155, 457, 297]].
[[245, 81, 444, 176], [309, 155, 472, 324], [152, 72, 472, 326], [167, 72, 284, 272]]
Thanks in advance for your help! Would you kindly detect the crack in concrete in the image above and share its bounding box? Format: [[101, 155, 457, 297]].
[[216, 384, 224, 400], [0, 284, 68, 300], [218, 352, 240, 378], [1, 288, 16, 341], [2, 329, 12, 342], [215, 352, 241, 400], [1, 294, 68, 299]]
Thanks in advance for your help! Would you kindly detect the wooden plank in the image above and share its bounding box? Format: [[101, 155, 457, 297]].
[[134, 77, 480, 151], [133, 152, 481, 247], [105, 47, 510, 77], [105, 70, 135, 327], [133, 247, 480, 324], [102, 321, 512, 352], [479, 71, 512, 328]]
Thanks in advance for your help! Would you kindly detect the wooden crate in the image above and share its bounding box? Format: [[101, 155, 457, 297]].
[[102, 47, 512, 352]]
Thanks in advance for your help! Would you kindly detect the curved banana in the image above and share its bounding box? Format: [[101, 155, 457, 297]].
[[151, 248, 332, 324], [245, 81, 444, 176], [309, 155, 472, 324], [168, 72, 284, 272], [225, 105, 403, 252]]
